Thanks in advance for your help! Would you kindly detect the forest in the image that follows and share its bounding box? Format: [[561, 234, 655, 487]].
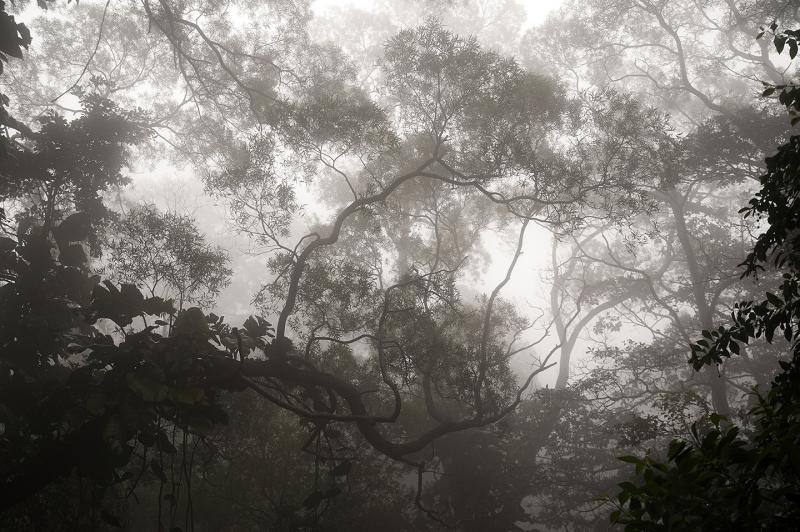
[[1, 0, 800, 530]]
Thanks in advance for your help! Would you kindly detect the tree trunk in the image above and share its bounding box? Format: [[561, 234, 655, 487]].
[[668, 189, 730, 416]]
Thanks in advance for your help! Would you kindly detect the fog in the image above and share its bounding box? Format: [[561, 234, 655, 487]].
[[1, 0, 799, 530]]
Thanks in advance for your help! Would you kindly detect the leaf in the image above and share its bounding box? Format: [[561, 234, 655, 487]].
[[143, 296, 175, 316], [58, 244, 87, 267], [174, 307, 209, 337], [0, 237, 15, 251], [120, 283, 144, 308], [766, 292, 783, 306], [85, 393, 107, 416], [775, 35, 787, 54], [763, 86, 776, 97], [126, 373, 168, 402], [19, 235, 53, 265], [206, 404, 229, 425], [323, 486, 341, 499], [16, 23, 31, 48], [243, 315, 270, 337], [187, 415, 215, 434], [668, 441, 687, 461], [0, 25, 22, 58], [55, 212, 91, 242], [171, 386, 204, 405], [138, 431, 156, 447]]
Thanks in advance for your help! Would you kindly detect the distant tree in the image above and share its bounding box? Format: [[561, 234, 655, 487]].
[[529, 0, 793, 128], [523, 0, 794, 422], [609, 28, 800, 527], [611, 124, 800, 532], [106, 204, 232, 311]]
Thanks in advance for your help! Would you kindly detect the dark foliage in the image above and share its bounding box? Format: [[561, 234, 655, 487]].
[[0, 205, 275, 521]]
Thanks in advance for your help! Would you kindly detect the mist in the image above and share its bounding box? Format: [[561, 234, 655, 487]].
[[1, 0, 799, 530]]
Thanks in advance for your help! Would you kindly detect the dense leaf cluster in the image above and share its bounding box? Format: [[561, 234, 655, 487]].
[[0, 202, 275, 523], [760, 23, 800, 124], [0, 0, 32, 157], [0, 78, 272, 527]]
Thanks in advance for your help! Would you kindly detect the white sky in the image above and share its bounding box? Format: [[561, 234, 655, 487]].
[[520, 0, 564, 28], [312, 0, 563, 29]]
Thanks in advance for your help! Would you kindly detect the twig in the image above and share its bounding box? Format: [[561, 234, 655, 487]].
[[53, 0, 112, 101]]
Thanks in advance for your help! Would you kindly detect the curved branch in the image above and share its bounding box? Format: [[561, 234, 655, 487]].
[[275, 157, 437, 337], [475, 218, 529, 414], [53, 0, 112, 102], [238, 354, 554, 459]]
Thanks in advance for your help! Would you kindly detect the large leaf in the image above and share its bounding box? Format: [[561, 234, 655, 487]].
[[55, 212, 92, 242], [0, 237, 15, 251], [58, 244, 87, 267]]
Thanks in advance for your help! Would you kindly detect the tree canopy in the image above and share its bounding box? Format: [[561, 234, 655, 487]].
[[2, 0, 800, 530]]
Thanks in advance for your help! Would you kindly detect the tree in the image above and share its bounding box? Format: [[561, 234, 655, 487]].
[[0, 0, 33, 159], [415, 4, 799, 523], [106, 204, 232, 311], [606, 24, 800, 528], [0, 12, 657, 528], [0, 96, 242, 528], [0, 94, 147, 255], [521, 0, 795, 420], [528, 0, 792, 128], [14, 0, 792, 527], [611, 121, 800, 532]]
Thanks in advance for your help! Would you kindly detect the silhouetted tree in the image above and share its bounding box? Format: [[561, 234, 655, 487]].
[[106, 204, 232, 310]]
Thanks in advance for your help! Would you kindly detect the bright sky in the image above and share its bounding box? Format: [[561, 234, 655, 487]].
[[312, 0, 563, 29], [520, 0, 564, 28]]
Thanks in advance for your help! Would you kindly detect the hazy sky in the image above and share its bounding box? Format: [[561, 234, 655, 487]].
[[312, 0, 564, 29], [519, 0, 564, 27]]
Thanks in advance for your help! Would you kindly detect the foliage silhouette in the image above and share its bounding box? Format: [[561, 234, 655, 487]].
[[106, 204, 232, 310]]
